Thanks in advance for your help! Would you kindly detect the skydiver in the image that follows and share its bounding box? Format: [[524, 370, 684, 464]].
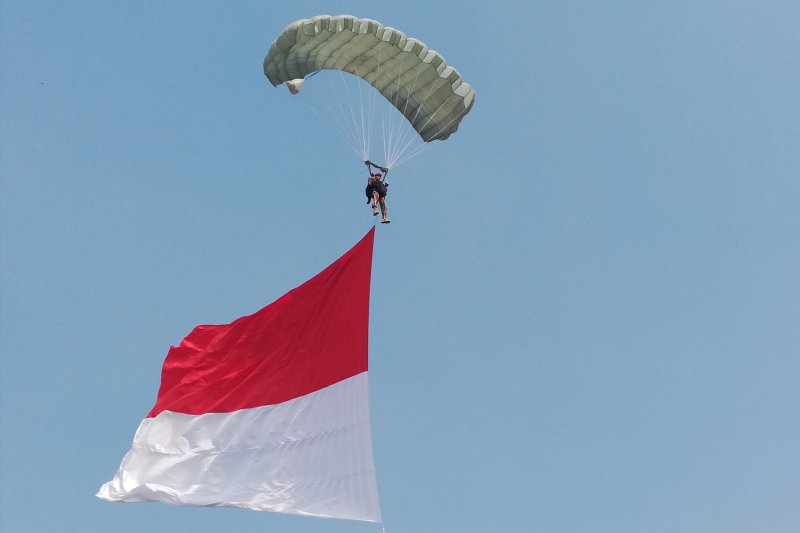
[[365, 161, 390, 224]]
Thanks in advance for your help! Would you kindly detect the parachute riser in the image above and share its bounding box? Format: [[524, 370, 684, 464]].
[[365, 160, 390, 183]]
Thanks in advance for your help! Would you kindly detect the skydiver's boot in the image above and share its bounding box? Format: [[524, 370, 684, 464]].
[[381, 211, 390, 224], [372, 203, 379, 216]]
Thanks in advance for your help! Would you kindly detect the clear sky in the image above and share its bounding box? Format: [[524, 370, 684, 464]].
[[2, 1, 799, 532]]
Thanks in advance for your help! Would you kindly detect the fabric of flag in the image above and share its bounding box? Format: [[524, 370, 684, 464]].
[[97, 228, 381, 523]]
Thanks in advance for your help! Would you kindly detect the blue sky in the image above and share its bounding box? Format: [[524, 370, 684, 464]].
[[1, 1, 798, 532]]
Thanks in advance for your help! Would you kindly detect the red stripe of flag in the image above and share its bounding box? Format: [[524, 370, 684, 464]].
[[147, 227, 375, 417]]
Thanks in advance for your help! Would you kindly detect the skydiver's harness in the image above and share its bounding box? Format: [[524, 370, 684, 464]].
[[364, 160, 389, 203]]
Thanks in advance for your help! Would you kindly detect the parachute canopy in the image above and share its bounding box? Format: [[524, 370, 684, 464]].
[[263, 14, 475, 142]]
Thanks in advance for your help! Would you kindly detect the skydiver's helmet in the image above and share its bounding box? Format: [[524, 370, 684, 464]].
[[372, 172, 381, 178]]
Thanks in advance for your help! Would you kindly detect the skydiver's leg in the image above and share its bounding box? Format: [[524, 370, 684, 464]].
[[371, 191, 380, 216], [379, 196, 389, 223]]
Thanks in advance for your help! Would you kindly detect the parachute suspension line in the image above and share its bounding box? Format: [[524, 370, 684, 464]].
[[388, 60, 427, 167], [366, 43, 388, 163], [395, 59, 420, 159], [376, 41, 392, 168], [395, 59, 431, 165], [307, 72, 360, 156], [310, 68, 376, 162], [405, 72, 445, 136], [331, 74, 367, 160], [389, 138, 429, 168], [343, 73, 369, 162], [320, 78, 362, 158], [386, 56, 403, 168], [353, 67, 373, 161], [426, 103, 473, 144], [383, 53, 424, 169], [367, 63, 380, 159], [305, 92, 360, 159], [412, 87, 465, 140], [384, 65, 445, 168], [343, 70, 368, 161], [296, 47, 432, 171], [384, 51, 398, 167], [386, 100, 411, 168], [346, 40, 423, 171], [383, 41, 409, 169], [393, 70, 422, 150], [359, 69, 371, 160], [388, 52, 409, 167], [381, 119, 389, 170]]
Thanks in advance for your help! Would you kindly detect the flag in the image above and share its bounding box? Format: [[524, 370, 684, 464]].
[[97, 228, 381, 523]]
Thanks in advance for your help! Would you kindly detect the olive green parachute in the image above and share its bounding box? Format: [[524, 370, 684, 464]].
[[263, 15, 475, 142]]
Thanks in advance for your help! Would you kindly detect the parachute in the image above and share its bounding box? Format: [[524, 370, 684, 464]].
[[263, 15, 475, 144]]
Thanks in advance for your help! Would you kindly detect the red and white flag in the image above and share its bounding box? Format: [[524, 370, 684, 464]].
[[98, 228, 381, 523]]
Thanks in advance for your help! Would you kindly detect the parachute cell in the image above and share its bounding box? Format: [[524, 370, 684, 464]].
[[263, 15, 475, 142]]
